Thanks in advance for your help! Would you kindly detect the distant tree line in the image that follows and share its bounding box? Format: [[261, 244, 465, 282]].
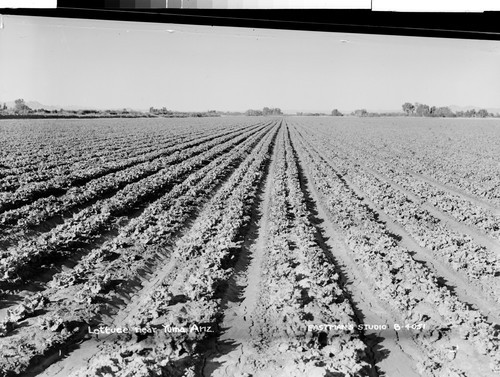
[[333, 109, 394, 117], [326, 104, 500, 118], [245, 107, 283, 116], [293, 109, 343, 116], [149, 107, 219, 118], [0, 99, 222, 119], [297, 112, 329, 116], [149, 106, 174, 116], [402, 102, 495, 118], [0, 99, 153, 119]]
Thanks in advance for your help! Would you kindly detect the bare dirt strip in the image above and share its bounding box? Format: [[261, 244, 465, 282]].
[[420, 202, 500, 255], [200, 122, 278, 377], [410, 171, 500, 216]]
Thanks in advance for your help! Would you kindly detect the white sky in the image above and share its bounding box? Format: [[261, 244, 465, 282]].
[[1, 15, 500, 112]]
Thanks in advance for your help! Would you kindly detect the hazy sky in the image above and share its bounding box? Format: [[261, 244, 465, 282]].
[[1, 15, 500, 112]]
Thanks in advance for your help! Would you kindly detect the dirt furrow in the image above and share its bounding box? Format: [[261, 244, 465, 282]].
[[408, 172, 500, 216], [201, 123, 279, 377], [420, 202, 500, 255], [289, 126, 424, 377]]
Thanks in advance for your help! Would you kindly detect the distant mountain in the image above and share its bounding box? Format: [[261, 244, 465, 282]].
[[26, 101, 59, 110], [2, 100, 62, 111]]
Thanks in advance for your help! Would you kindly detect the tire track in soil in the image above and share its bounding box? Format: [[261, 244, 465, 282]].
[[288, 127, 423, 377], [199, 122, 281, 377]]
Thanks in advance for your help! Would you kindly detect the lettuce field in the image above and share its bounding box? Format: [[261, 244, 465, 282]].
[[0, 117, 498, 377]]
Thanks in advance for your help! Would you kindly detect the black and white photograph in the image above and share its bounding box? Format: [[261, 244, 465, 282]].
[[0, 4, 499, 377]]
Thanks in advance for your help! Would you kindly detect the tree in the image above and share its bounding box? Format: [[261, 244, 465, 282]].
[[477, 109, 489, 118], [262, 107, 282, 116], [245, 109, 263, 116], [433, 106, 455, 117], [353, 109, 368, 117], [415, 103, 430, 117], [465, 109, 476, 118], [331, 109, 343, 116], [14, 99, 31, 114], [402, 102, 415, 115]]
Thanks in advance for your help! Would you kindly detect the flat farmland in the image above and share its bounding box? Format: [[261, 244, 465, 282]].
[[0, 117, 498, 377]]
